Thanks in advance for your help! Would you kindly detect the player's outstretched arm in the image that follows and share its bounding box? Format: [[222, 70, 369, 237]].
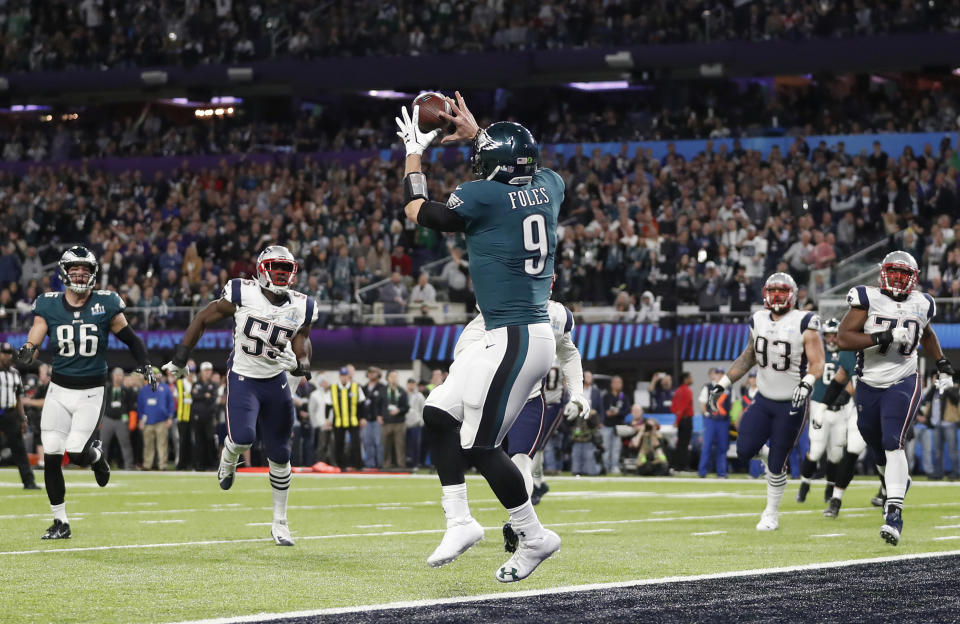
[[111, 313, 158, 390], [16, 315, 48, 364], [164, 298, 236, 377]]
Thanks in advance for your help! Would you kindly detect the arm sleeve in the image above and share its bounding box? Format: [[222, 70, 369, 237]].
[[556, 332, 584, 398], [115, 325, 151, 367], [417, 201, 466, 233]]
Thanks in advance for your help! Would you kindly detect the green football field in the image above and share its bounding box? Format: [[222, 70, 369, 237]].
[[1, 468, 959, 624]]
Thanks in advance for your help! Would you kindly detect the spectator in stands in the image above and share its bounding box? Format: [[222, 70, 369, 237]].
[[671, 372, 695, 472], [389, 245, 412, 276], [380, 370, 409, 471], [379, 271, 408, 324], [409, 273, 436, 305], [439, 246, 469, 304], [698, 262, 726, 319], [636, 291, 660, 324], [601, 375, 630, 475]]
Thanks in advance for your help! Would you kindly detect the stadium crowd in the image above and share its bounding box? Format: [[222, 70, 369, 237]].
[[1, 131, 960, 329], [2, 79, 960, 162], [2, 0, 959, 73]]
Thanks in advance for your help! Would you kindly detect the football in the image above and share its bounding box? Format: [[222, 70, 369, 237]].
[[413, 91, 451, 132]]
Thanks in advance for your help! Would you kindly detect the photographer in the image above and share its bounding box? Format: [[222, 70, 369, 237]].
[[628, 407, 669, 476], [570, 399, 601, 476]]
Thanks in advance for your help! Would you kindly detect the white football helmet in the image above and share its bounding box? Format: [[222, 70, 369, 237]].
[[256, 246, 298, 295], [58, 246, 99, 294]]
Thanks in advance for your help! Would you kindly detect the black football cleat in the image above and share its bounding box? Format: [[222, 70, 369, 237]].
[[502, 522, 519, 553], [42, 519, 71, 540], [795, 481, 810, 503], [823, 483, 834, 502], [23, 483, 41, 490], [823, 498, 841, 518], [531, 482, 550, 506], [91, 440, 110, 487]]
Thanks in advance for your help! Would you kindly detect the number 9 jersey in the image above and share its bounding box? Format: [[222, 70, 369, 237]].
[[846, 285, 934, 388], [33, 290, 125, 379], [223, 279, 319, 378], [750, 309, 821, 401]]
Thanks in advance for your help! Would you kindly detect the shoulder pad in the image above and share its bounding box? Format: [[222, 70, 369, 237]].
[[801, 312, 820, 332], [846, 286, 869, 309]]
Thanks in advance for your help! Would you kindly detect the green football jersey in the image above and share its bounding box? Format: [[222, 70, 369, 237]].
[[447, 168, 564, 330], [811, 348, 857, 405], [33, 290, 125, 378]]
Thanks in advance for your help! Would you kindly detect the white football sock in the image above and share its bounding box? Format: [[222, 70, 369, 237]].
[[268, 460, 291, 523], [884, 449, 909, 509], [222, 438, 242, 464], [765, 471, 788, 513], [832, 487, 844, 501], [440, 483, 471, 525], [511, 453, 534, 497], [531, 451, 545, 487], [51, 503, 67, 523], [506, 500, 545, 542]]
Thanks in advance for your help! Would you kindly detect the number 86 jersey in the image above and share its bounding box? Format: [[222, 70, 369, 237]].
[[847, 285, 934, 388], [750, 309, 820, 401], [223, 279, 319, 378]]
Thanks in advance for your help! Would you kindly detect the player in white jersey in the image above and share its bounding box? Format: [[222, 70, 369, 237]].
[[163, 246, 319, 546], [837, 251, 955, 545], [709, 273, 824, 530], [436, 298, 588, 553]]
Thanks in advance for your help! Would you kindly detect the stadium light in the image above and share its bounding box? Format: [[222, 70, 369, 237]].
[[567, 81, 630, 91], [366, 90, 414, 99], [141, 71, 168, 86]]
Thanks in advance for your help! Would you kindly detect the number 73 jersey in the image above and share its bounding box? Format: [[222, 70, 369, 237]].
[[750, 309, 820, 401], [847, 285, 934, 388], [223, 279, 319, 379], [33, 290, 126, 378]]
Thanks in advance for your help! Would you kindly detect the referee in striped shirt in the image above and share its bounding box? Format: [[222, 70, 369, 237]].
[[0, 342, 39, 490]]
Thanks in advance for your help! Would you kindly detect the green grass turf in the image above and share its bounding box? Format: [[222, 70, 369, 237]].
[[1, 468, 959, 624]]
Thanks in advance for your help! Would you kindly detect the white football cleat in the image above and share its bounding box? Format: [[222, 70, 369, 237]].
[[495, 528, 561, 583], [756, 510, 779, 531], [218, 455, 241, 491], [427, 518, 484, 567], [271, 521, 295, 546]]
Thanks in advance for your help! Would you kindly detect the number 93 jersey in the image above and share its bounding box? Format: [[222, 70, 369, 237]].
[[750, 309, 821, 401], [33, 290, 125, 378], [446, 168, 564, 331], [846, 285, 934, 388], [223, 279, 319, 379]]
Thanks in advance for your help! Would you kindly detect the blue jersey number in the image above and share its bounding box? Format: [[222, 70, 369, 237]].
[[241, 317, 296, 359], [873, 316, 920, 355], [522, 214, 547, 275]]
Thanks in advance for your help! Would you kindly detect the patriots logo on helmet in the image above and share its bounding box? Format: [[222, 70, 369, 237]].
[[256, 246, 298, 295]]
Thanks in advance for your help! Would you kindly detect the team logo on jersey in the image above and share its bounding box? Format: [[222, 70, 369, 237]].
[[284, 310, 298, 323], [91, 303, 105, 316], [447, 193, 463, 209], [73, 312, 80, 319]]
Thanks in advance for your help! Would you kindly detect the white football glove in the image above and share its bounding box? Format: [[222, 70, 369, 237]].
[[791, 377, 814, 412], [563, 394, 590, 420], [937, 373, 954, 393], [273, 350, 298, 372], [161, 361, 188, 379], [395, 105, 441, 156], [891, 326, 911, 345]]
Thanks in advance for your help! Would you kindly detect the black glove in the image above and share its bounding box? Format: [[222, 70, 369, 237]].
[[872, 329, 893, 348], [937, 357, 955, 376], [290, 361, 312, 381], [135, 365, 159, 391], [17, 342, 36, 365], [706, 385, 724, 413]]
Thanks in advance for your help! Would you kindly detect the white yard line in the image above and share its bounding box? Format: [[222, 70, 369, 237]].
[[140, 520, 185, 525], [574, 529, 614, 534], [810, 534, 845, 538], [934, 524, 960, 530], [933, 536, 960, 541], [690, 531, 726, 536], [165, 548, 960, 624]]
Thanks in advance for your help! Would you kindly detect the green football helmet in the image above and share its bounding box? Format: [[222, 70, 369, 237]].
[[471, 121, 540, 186]]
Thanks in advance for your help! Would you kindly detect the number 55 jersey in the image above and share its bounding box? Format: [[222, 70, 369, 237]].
[[846, 286, 934, 388], [750, 309, 821, 401], [222, 279, 318, 378]]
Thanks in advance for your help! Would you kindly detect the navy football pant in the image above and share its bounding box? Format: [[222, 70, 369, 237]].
[[736, 394, 807, 475], [856, 373, 922, 455], [226, 371, 295, 464], [507, 397, 564, 458]]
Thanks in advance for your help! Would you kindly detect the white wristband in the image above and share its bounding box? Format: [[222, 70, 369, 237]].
[[718, 375, 732, 390], [802, 374, 816, 387]]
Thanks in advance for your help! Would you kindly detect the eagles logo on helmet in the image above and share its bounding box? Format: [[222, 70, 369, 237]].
[[822, 317, 840, 351], [471, 121, 540, 186], [878, 250, 918, 300], [256, 246, 298, 295], [761, 272, 798, 314], [58, 246, 99, 294]]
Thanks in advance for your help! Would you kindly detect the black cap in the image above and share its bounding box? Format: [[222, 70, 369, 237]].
[[0, 342, 14, 354]]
